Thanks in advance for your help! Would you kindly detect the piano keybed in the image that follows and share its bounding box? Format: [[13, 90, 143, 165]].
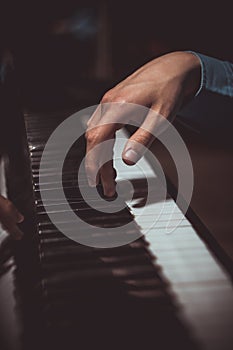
[[24, 110, 200, 350], [0, 108, 232, 350]]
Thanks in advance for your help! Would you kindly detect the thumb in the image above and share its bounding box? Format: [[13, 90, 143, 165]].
[[122, 131, 154, 165], [122, 107, 167, 165]]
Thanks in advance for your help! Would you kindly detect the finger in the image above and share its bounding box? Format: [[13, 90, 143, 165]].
[[1, 216, 24, 240], [11, 206, 24, 223], [122, 107, 168, 165], [85, 102, 146, 187], [0, 196, 24, 240], [87, 102, 129, 131], [86, 104, 102, 128], [100, 161, 117, 197], [87, 103, 115, 129], [85, 124, 117, 187], [0, 197, 24, 223], [16, 212, 24, 223], [4, 222, 24, 240], [85, 137, 116, 188], [87, 102, 120, 128], [85, 150, 100, 187]]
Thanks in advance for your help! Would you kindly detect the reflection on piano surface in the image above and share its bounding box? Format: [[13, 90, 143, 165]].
[[0, 106, 232, 350]]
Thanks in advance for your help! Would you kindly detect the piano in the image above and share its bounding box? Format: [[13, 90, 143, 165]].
[[0, 82, 233, 350]]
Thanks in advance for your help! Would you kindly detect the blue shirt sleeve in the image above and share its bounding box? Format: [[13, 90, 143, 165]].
[[178, 52, 233, 133]]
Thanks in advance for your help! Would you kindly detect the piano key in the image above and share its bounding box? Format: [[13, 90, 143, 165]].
[[113, 130, 233, 350]]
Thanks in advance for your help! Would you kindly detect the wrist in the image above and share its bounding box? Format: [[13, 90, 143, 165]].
[[182, 52, 202, 98]]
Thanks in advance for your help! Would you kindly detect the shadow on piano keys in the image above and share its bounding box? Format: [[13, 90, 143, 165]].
[[0, 106, 233, 350]]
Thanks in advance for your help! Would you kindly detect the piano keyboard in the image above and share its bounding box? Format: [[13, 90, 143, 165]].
[[114, 130, 233, 350], [0, 109, 232, 350]]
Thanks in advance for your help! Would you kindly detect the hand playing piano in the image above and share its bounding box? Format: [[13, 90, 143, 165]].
[[0, 195, 24, 240], [85, 51, 201, 197]]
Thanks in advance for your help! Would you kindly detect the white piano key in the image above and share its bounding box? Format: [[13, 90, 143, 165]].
[[114, 129, 233, 350]]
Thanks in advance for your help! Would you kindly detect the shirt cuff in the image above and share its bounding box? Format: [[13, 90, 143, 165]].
[[187, 51, 233, 98]]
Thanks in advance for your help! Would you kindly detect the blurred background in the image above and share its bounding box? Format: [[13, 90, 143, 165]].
[[0, 0, 232, 110]]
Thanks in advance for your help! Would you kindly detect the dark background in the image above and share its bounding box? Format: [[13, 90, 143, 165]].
[[0, 0, 232, 93]]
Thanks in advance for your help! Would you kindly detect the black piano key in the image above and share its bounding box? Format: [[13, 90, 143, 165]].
[[4, 109, 200, 350]]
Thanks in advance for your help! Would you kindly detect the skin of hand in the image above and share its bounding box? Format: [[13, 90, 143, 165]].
[[85, 51, 201, 197], [0, 195, 24, 240]]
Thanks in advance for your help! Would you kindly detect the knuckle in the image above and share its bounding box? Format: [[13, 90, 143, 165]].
[[85, 130, 91, 141], [85, 130, 96, 143], [113, 97, 127, 104], [111, 94, 128, 104], [101, 89, 127, 104], [135, 131, 153, 145], [85, 162, 97, 175], [101, 90, 114, 103], [86, 127, 109, 146]]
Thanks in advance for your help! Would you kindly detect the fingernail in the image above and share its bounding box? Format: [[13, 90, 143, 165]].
[[17, 213, 24, 223], [123, 149, 139, 164]]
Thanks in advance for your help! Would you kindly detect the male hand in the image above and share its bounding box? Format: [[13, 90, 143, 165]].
[[85, 51, 201, 197]]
